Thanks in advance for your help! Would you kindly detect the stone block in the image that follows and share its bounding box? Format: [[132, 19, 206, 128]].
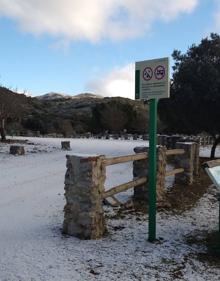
[[9, 145, 25, 155], [61, 141, 71, 150]]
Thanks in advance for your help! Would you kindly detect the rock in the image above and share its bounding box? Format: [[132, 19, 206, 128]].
[[10, 145, 25, 155], [61, 141, 71, 150]]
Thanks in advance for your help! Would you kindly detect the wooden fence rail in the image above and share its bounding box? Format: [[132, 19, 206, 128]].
[[103, 153, 148, 166], [103, 177, 147, 198], [166, 149, 185, 156], [165, 168, 184, 177], [103, 149, 184, 166]]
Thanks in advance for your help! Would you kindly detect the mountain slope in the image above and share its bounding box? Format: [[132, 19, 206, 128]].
[[0, 87, 149, 136]]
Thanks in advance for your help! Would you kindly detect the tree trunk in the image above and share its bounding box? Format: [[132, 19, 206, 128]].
[[0, 118, 6, 141], [210, 136, 220, 159]]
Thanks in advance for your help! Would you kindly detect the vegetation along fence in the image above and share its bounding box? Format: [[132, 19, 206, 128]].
[[63, 142, 199, 239]]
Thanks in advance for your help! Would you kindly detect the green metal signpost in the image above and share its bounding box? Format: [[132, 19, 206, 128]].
[[148, 98, 158, 241], [135, 57, 169, 242]]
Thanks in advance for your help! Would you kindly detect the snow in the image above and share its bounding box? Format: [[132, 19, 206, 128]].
[[0, 137, 220, 281], [200, 145, 220, 158]]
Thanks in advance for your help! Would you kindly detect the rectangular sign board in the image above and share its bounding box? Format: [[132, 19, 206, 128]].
[[135, 57, 170, 100], [205, 166, 220, 192]]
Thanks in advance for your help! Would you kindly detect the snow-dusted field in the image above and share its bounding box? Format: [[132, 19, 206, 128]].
[[0, 137, 220, 281]]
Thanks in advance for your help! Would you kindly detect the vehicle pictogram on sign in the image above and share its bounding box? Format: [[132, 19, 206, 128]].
[[143, 67, 153, 81], [154, 65, 165, 80]]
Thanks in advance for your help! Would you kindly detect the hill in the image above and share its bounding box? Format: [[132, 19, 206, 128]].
[[0, 87, 149, 138]]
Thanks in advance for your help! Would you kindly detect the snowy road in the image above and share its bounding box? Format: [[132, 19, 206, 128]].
[[0, 138, 145, 280], [0, 150, 66, 280]]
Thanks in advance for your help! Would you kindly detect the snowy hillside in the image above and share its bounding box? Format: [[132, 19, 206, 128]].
[[36, 92, 103, 100]]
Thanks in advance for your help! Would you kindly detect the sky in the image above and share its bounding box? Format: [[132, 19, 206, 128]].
[[0, 0, 220, 99]]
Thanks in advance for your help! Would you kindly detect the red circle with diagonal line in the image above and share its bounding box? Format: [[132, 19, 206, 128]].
[[143, 67, 153, 81], [154, 65, 165, 80]]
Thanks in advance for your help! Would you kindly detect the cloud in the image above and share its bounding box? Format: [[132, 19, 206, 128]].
[[213, 2, 220, 31], [87, 63, 135, 99], [0, 0, 198, 42]]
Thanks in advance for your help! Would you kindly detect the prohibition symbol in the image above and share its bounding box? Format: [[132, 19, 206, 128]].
[[143, 67, 153, 81], [154, 65, 165, 80]]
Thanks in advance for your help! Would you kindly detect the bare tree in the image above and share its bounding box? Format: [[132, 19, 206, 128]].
[[0, 87, 27, 141], [0, 103, 6, 140]]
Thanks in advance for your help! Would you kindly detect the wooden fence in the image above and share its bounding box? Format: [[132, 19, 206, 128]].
[[63, 142, 199, 239], [102, 145, 196, 206]]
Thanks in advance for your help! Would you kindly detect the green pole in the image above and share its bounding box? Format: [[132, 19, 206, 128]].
[[219, 194, 220, 250], [148, 98, 158, 242]]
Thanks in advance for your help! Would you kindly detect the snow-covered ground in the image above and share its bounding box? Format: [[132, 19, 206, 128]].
[[200, 145, 220, 158], [0, 137, 219, 281]]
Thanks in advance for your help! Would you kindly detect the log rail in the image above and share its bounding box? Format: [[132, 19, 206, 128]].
[[103, 152, 148, 166], [103, 177, 147, 199], [102, 148, 185, 202], [166, 149, 185, 156]]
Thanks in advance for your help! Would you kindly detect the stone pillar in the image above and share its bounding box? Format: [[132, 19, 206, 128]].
[[10, 145, 25, 155], [160, 135, 167, 146], [201, 137, 205, 146], [124, 134, 128, 140], [206, 136, 209, 146], [63, 155, 106, 239], [194, 136, 200, 144], [166, 136, 173, 149], [133, 147, 149, 202], [133, 146, 166, 203], [174, 142, 195, 185], [61, 141, 71, 150], [170, 136, 182, 148], [133, 133, 138, 140], [36, 130, 41, 137], [157, 135, 162, 145], [142, 134, 148, 141]]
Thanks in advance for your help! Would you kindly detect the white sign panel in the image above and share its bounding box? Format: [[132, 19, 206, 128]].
[[135, 57, 170, 100], [205, 166, 220, 192]]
